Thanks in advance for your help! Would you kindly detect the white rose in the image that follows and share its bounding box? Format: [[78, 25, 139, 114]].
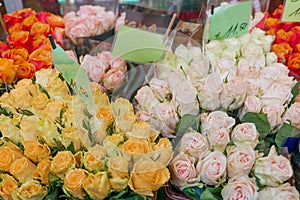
[[222, 38, 241, 51], [174, 44, 192, 62], [226, 146, 256, 178], [241, 42, 263, 59], [135, 86, 159, 112], [239, 95, 262, 120], [179, 132, 210, 160], [221, 175, 258, 200], [149, 78, 169, 100], [188, 58, 210, 84], [239, 33, 252, 44], [257, 183, 299, 200], [207, 128, 230, 152], [245, 79, 260, 96], [214, 58, 236, 81], [205, 40, 224, 56], [261, 35, 275, 52], [254, 146, 293, 187], [261, 83, 293, 106], [188, 46, 202, 61], [201, 111, 235, 134], [198, 151, 227, 185], [283, 102, 300, 129], [231, 123, 259, 148], [265, 52, 278, 66], [261, 103, 285, 129]]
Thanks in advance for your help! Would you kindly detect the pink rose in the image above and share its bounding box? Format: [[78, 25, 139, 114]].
[[262, 103, 285, 129], [283, 102, 300, 129], [103, 69, 125, 91], [258, 183, 299, 200], [97, 51, 112, 69], [201, 111, 235, 134], [77, 5, 98, 16], [231, 123, 259, 148], [135, 111, 150, 122], [237, 58, 260, 79], [261, 83, 293, 106], [81, 55, 106, 82], [179, 132, 210, 160], [70, 23, 89, 42], [110, 58, 127, 73], [221, 175, 258, 200], [170, 153, 200, 189], [115, 12, 126, 33], [66, 50, 78, 63], [239, 95, 262, 120], [198, 151, 227, 185], [226, 146, 256, 178], [149, 78, 169, 100], [207, 128, 230, 152], [135, 86, 159, 111]]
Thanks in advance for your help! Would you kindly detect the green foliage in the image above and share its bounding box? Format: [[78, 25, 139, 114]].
[[67, 142, 75, 154], [200, 187, 222, 200], [182, 186, 204, 200], [275, 123, 300, 147], [0, 105, 13, 118], [38, 84, 50, 99]]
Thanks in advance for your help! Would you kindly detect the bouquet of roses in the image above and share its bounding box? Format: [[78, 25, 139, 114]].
[[0, 68, 173, 200], [264, 4, 300, 79], [0, 8, 64, 86]]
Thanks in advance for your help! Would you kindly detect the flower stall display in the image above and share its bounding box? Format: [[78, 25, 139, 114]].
[[0, 8, 64, 85], [64, 5, 116, 43], [264, 5, 300, 79], [0, 68, 173, 199]]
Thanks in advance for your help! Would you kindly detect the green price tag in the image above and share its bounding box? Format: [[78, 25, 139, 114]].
[[208, 1, 252, 40], [51, 45, 95, 111], [281, 0, 300, 22], [112, 26, 165, 63]]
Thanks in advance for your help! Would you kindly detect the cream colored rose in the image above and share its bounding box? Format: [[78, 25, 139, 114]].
[[254, 146, 293, 186], [170, 153, 200, 189], [266, 52, 278, 66], [19, 115, 40, 141], [83, 172, 111, 199], [149, 78, 169, 100], [0, 174, 18, 200], [198, 151, 227, 185], [14, 79, 39, 97], [0, 145, 23, 172], [36, 118, 61, 148], [50, 151, 76, 179], [46, 76, 70, 100], [221, 175, 258, 200], [179, 131, 209, 160], [12, 180, 47, 200], [0, 115, 21, 144], [261, 103, 285, 130], [83, 152, 105, 173], [207, 128, 230, 152], [31, 93, 51, 111], [231, 123, 259, 148], [10, 157, 36, 183], [257, 183, 299, 200], [283, 102, 300, 129], [238, 95, 262, 120], [126, 121, 152, 139], [226, 146, 256, 178], [63, 168, 88, 200], [8, 88, 33, 109], [61, 127, 82, 152], [112, 97, 133, 117], [151, 138, 174, 166], [261, 83, 292, 106], [135, 86, 159, 111], [96, 107, 114, 128], [241, 42, 264, 59], [41, 101, 65, 123], [201, 111, 235, 134], [23, 140, 50, 163], [108, 155, 129, 191], [33, 158, 51, 185], [129, 156, 170, 197], [122, 138, 150, 161], [116, 111, 136, 133], [87, 144, 106, 160]]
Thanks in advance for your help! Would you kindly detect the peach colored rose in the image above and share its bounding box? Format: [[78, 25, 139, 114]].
[[151, 138, 173, 166], [83, 172, 111, 199], [108, 155, 129, 191], [83, 152, 105, 173], [63, 168, 88, 199], [207, 128, 230, 152], [271, 43, 292, 63], [16, 61, 36, 80], [50, 151, 75, 179], [61, 127, 82, 153], [262, 103, 285, 129], [31, 93, 51, 111], [41, 100, 64, 123], [0, 174, 18, 200], [10, 157, 37, 183], [103, 69, 125, 91], [33, 158, 51, 185], [231, 123, 259, 148], [0, 145, 23, 172], [257, 183, 299, 200], [122, 138, 150, 161], [12, 180, 47, 200], [23, 140, 51, 163], [0, 58, 18, 84], [283, 102, 300, 129], [116, 111, 136, 133]]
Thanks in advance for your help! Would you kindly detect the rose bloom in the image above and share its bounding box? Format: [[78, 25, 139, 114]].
[[295, 44, 300, 53], [33, 158, 51, 185], [254, 146, 293, 186], [151, 138, 174, 166], [127, 121, 152, 139], [23, 140, 51, 163], [22, 15, 39, 29], [272, 43, 292, 63], [207, 128, 230, 152], [108, 155, 129, 191], [262, 103, 285, 130], [221, 175, 258, 200], [83, 152, 105, 172], [231, 123, 259, 148], [265, 17, 280, 30], [31, 34, 52, 51], [227, 146, 256, 178], [63, 169, 88, 199], [136, 110, 150, 122], [261, 83, 292, 106], [110, 58, 127, 73], [83, 172, 111, 199], [7, 31, 30, 47], [11, 180, 47, 200], [275, 29, 293, 44], [103, 69, 125, 91], [198, 151, 227, 186], [179, 131, 210, 160], [29, 48, 52, 70], [48, 14, 65, 28], [0, 58, 18, 84], [239, 95, 262, 120], [0, 174, 18, 200], [10, 157, 37, 183], [16, 61, 36, 80], [287, 53, 300, 76], [0, 145, 23, 172], [112, 97, 134, 117], [116, 111, 136, 133], [41, 100, 64, 123], [135, 86, 159, 111], [149, 78, 169, 100], [30, 22, 50, 36], [170, 153, 200, 189], [122, 138, 150, 161], [2, 47, 29, 63], [50, 151, 76, 179], [97, 51, 112, 68], [61, 127, 82, 153], [257, 183, 299, 200], [201, 111, 235, 134], [129, 156, 170, 197], [283, 102, 300, 129]]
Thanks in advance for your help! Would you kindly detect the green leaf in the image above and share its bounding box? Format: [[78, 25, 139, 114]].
[[17, 109, 34, 116], [44, 186, 60, 200], [38, 84, 50, 99], [241, 112, 270, 139], [200, 189, 218, 200], [0, 105, 13, 118], [183, 186, 204, 200], [67, 142, 75, 154], [275, 123, 300, 147], [289, 81, 300, 107]]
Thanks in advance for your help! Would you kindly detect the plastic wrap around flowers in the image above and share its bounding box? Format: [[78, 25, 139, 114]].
[[64, 5, 116, 43], [0, 8, 64, 84], [0, 68, 173, 199]]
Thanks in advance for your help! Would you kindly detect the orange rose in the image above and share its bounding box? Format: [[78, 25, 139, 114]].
[[22, 15, 38, 30], [30, 22, 50, 36], [48, 14, 64, 28], [8, 23, 24, 34], [0, 145, 23, 172], [2, 47, 29, 63], [16, 61, 36, 80], [7, 31, 30, 47], [275, 29, 293, 44], [10, 157, 37, 183], [272, 43, 293, 63], [23, 140, 51, 163], [295, 44, 300, 53], [33, 158, 51, 185], [63, 169, 88, 199], [265, 28, 276, 35], [122, 138, 150, 161], [0, 174, 18, 199], [0, 58, 18, 84], [31, 34, 52, 51], [287, 53, 300, 76], [29, 48, 52, 70], [265, 17, 280, 30]]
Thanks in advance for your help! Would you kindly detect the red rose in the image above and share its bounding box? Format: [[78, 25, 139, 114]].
[[274, 29, 293, 44], [272, 5, 283, 19], [291, 26, 300, 49]]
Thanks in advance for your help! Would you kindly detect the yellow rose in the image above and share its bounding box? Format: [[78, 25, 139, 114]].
[[0, 174, 18, 200], [83, 172, 111, 199], [33, 158, 51, 185], [112, 98, 133, 118], [122, 138, 150, 161], [50, 151, 75, 179], [129, 156, 170, 196], [10, 157, 36, 183], [105, 133, 124, 146], [108, 156, 129, 191], [19, 115, 40, 141], [87, 144, 107, 160], [0, 115, 21, 144], [92, 86, 109, 109], [116, 111, 135, 133], [31, 93, 51, 111], [41, 101, 64, 123], [46, 76, 70, 100], [96, 107, 114, 127], [64, 96, 85, 127], [12, 180, 47, 200], [14, 79, 39, 97], [8, 88, 33, 109], [151, 138, 174, 166], [23, 140, 50, 163], [83, 152, 105, 173], [0, 144, 23, 172], [63, 169, 88, 199], [62, 127, 82, 152], [36, 118, 61, 148]]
